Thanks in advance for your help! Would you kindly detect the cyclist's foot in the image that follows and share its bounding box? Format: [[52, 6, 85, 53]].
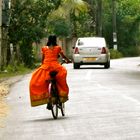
[[46, 103, 52, 110]]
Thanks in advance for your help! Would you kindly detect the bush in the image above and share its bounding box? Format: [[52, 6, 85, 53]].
[[4, 63, 28, 73], [120, 46, 140, 57], [110, 49, 123, 59], [0, 64, 32, 78], [6, 64, 17, 72]]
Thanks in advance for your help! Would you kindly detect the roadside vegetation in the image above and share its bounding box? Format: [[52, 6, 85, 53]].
[[110, 49, 123, 59], [0, 64, 32, 79], [0, 0, 140, 75]]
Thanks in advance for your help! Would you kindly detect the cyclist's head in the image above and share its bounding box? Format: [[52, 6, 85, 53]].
[[47, 35, 57, 47]]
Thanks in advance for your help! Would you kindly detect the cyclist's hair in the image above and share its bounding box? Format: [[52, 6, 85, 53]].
[[47, 35, 57, 47]]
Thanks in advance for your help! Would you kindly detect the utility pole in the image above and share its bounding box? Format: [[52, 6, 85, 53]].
[[0, 0, 11, 70], [112, 0, 117, 50], [0, 0, 2, 70]]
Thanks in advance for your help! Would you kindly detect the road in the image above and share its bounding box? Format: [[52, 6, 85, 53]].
[[0, 57, 140, 140]]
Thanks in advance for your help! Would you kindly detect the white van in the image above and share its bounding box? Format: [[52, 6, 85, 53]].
[[72, 37, 110, 69]]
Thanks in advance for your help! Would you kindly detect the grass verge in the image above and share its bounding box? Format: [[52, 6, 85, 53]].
[[0, 64, 33, 80]]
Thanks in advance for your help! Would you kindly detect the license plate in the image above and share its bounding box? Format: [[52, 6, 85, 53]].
[[83, 57, 96, 61]]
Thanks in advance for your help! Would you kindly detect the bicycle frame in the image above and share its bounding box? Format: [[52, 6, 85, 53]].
[[48, 71, 65, 119], [49, 71, 60, 103]]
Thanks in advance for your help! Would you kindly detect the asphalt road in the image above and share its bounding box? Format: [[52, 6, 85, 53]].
[[0, 57, 140, 140]]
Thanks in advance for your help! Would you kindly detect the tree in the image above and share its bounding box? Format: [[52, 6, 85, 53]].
[[47, 17, 72, 37], [8, 0, 62, 67], [83, 0, 103, 36], [9, 0, 140, 65], [116, 0, 140, 56], [49, 0, 89, 37]]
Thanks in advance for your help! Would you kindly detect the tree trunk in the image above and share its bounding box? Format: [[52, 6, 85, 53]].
[[96, 0, 102, 37]]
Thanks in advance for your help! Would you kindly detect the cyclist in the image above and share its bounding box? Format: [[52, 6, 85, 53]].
[[29, 35, 71, 107]]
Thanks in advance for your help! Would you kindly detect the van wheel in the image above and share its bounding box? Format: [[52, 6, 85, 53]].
[[104, 61, 110, 69], [73, 63, 80, 69]]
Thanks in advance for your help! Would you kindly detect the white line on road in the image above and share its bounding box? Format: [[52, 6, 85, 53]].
[[122, 94, 140, 105], [84, 70, 93, 80]]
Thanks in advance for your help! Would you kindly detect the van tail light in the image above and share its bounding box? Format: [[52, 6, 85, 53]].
[[74, 47, 79, 54], [101, 47, 107, 54]]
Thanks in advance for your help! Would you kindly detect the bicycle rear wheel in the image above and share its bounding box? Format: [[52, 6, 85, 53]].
[[60, 103, 65, 116], [51, 104, 58, 119]]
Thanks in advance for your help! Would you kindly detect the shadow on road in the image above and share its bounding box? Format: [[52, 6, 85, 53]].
[[24, 116, 69, 122], [79, 66, 107, 69]]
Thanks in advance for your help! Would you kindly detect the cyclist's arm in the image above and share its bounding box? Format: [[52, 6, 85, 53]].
[[60, 51, 71, 63]]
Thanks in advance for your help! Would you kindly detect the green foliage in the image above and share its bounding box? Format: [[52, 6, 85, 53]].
[[110, 49, 123, 59], [19, 41, 35, 68], [116, 0, 140, 55], [8, 0, 61, 67], [7, 64, 29, 73], [47, 18, 71, 37], [119, 46, 140, 57], [75, 12, 95, 37], [6, 64, 17, 72], [49, 0, 90, 37], [8, 0, 140, 65], [0, 63, 32, 79], [100, 0, 140, 57]]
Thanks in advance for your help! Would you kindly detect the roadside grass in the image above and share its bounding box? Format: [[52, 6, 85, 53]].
[[0, 64, 33, 80]]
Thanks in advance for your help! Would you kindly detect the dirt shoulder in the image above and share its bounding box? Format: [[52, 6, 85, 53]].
[[0, 75, 23, 127]]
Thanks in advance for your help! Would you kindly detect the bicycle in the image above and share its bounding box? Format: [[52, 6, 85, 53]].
[[47, 60, 66, 119]]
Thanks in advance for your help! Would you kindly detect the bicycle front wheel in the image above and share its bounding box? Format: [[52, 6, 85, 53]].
[[51, 104, 58, 119]]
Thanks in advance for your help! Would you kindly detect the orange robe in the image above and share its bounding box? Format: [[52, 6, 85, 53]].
[[29, 46, 69, 107]]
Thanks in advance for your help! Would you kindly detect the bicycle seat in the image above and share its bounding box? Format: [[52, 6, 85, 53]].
[[49, 71, 58, 78]]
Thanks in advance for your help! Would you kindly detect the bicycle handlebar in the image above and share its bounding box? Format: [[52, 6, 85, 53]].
[[61, 59, 72, 65]]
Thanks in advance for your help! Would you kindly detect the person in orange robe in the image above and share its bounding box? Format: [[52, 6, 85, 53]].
[[29, 35, 71, 107]]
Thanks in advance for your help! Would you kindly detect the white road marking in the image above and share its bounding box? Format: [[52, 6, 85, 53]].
[[84, 70, 93, 80], [122, 94, 140, 105]]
